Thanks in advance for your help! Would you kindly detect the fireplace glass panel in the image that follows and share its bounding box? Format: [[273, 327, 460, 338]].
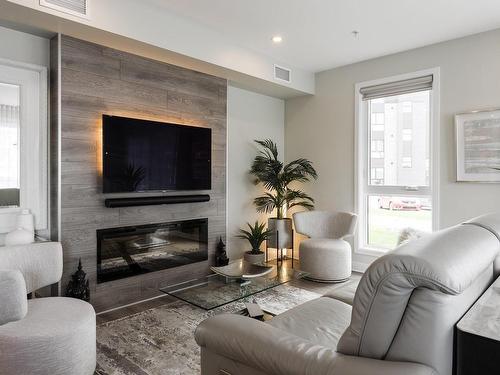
[[97, 218, 208, 283]]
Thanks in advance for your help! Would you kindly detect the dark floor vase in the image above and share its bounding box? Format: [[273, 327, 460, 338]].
[[215, 237, 229, 266], [267, 218, 293, 249], [65, 259, 91, 302]]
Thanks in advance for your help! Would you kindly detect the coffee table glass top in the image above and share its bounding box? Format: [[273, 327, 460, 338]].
[[159, 261, 308, 310], [210, 259, 274, 279]]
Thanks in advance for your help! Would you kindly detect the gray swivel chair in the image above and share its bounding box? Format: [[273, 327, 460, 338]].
[[293, 211, 357, 282]]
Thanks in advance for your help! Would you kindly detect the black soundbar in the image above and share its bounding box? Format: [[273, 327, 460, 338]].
[[104, 194, 210, 208]]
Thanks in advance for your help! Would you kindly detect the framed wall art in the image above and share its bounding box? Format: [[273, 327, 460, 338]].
[[456, 109, 500, 182]]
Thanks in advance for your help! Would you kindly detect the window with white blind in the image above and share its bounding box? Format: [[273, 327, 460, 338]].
[[355, 69, 440, 253]]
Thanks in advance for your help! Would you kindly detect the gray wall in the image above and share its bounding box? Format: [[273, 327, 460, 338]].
[[227, 85, 284, 259], [54, 35, 227, 312], [285, 28, 500, 268]]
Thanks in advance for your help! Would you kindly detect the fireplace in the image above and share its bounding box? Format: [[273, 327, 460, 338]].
[[97, 219, 208, 283]]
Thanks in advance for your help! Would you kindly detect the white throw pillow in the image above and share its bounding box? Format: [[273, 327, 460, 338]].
[[397, 227, 428, 246]]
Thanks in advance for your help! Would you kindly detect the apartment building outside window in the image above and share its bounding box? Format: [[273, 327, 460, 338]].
[[356, 69, 440, 253]]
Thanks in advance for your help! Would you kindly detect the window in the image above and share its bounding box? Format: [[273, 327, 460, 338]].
[[402, 156, 412, 168], [0, 84, 20, 206], [370, 167, 384, 185], [372, 124, 385, 132], [0, 59, 48, 232], [370, 140, 384, 158], [371, 111, 385, 131], [402, 128, 412, 141], [371, 112, 385, 124], [402, 101, 412, 113], [356, 71, 438, 252]]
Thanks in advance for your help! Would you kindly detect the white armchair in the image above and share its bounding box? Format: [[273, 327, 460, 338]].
[[293, 211, 357, 282], [0, 242, 96, 375]]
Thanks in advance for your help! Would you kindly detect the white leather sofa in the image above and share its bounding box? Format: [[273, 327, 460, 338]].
[[195, 213, 500, 375], [0, 242, 96, 375]]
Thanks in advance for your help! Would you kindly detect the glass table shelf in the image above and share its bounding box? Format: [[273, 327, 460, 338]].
[[159, 262, 308, 310]]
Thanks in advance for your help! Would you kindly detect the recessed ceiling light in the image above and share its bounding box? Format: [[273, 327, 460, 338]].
[[272, 35, 283, 43]]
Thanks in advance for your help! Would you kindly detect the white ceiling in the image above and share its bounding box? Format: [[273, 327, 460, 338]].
[[148, 0, 500, 73]]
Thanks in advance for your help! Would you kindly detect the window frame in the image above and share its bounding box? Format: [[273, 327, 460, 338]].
[[0, 58, 48, 234], [354, 68, 440, 256]]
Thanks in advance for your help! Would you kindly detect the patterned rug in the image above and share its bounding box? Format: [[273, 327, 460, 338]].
[[95, 284, 321, 375]]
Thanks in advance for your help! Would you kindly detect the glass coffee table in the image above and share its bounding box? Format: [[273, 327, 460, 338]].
[[159, 260, 308, 312]]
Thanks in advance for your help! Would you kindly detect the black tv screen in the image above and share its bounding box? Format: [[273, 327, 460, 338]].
[[102, 115, 211, 193]]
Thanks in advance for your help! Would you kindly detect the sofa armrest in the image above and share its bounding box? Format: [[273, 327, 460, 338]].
[[0, 270, 28, 325], [196, 314, 337, 375], [195, 314, 436, 375], [331, 356, 437, 375], [0, 242, 62, 293]]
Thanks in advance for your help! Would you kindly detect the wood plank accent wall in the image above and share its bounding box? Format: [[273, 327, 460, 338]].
[[50, 35, 60, 244], [53, 35, 227, 312]]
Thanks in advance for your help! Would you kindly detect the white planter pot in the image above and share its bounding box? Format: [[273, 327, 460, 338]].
[[244, 251, 265, 265], [267, 218, 293, 249]]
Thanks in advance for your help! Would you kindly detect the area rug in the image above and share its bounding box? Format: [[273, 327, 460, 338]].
[[95, 284, 321, 375]]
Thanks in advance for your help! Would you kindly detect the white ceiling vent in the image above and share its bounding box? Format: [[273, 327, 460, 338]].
[[274, 64, 291, 84], [40, 0, 89, 19]]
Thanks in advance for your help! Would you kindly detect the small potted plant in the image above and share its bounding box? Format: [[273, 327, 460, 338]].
[[237, 221, 273, 265], [250, 139, 318, 251]]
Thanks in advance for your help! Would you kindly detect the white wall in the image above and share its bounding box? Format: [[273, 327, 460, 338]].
[[227, 85, 285, 259], [285, 28, 500, 270], [0, 25, 50, 66], [4, 0, 314, 96]]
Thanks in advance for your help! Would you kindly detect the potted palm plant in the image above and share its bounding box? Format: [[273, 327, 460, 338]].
[[237, 221, 273, 264], [250, 139, 318, 251]]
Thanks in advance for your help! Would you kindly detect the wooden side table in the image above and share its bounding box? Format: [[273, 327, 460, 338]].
[[456, 275, 500, 375]]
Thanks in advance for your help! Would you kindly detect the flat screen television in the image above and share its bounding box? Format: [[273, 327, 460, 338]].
[[102, 115, 211, 193]]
